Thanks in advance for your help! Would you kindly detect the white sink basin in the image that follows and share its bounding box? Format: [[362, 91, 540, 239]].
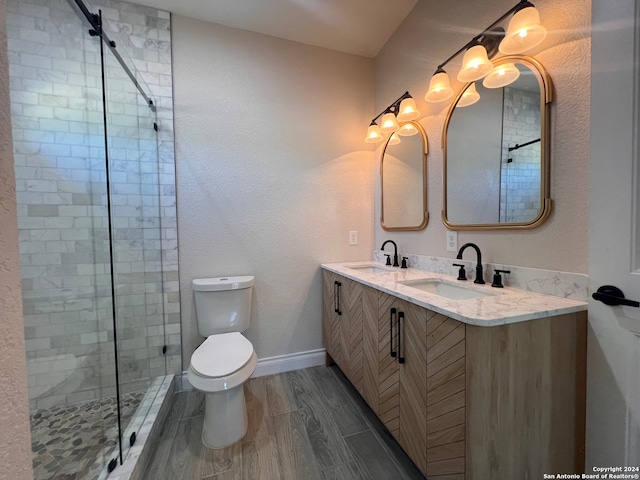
[[346, 264, 395, 274], [397, 279, 502, 300]]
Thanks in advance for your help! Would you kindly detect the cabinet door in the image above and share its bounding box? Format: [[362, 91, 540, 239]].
[[377, 291, 401, 437], [322, 270, 341, 365], [377, 296, 428, 475], [398, 299, 428, 474], [340, 277, 363, 393], [321, 272, 364, 392], [361, 285, 380, 412], [425, 311, 466, 478]]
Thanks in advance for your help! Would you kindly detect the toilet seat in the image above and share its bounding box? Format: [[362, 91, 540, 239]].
[[188, 332, 257, 393], [191, 332, 254, 377]]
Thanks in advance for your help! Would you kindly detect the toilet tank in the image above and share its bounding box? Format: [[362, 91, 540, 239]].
[[192, 276, 254, 336]]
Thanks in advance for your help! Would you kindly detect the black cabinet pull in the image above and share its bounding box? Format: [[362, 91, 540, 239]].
[[336, 281, 342, 315], [398, 311, 405, 364], [333, 281, 338, 313], [592, 285, 639, 308], [389, 308, 397, 357]]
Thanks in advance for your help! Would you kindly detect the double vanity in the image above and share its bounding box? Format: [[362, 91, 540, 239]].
[[321, 259, 587, 479], [348, 19, 578, 478]]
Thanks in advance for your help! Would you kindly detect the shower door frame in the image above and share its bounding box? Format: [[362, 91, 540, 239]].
[[71, 0, 167, 470]]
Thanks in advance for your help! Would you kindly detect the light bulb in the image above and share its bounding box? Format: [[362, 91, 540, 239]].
[[364, 124, 384, 143], [379, 112, 399, 133], [457, 82, 480, 107], [499, 6, 547, 54], [397, 97, 420, 122], [397, 123, 419, 136], [457, 44, 493, 83], [425, 71, 454, 103], [387, 132, 401, 145], [483, 63, 521, 89]]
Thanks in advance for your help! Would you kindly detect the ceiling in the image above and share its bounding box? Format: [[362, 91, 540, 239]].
[[128, 0, 418, 58]]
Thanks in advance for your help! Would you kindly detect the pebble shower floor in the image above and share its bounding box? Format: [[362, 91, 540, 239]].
[[30, 392, 144, 480]]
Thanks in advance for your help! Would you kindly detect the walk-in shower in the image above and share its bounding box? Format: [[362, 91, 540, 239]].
[[499, 86, 542, 223], [7, 0, 180, 477]]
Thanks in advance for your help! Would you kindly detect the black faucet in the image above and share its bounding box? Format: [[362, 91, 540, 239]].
[[456, 243, 485, 284], [381, 240, 399, 267]]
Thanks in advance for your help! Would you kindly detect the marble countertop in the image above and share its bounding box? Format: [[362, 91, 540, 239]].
[[322, 262, 587, 327]]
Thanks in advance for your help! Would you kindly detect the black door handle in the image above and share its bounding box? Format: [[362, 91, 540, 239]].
[[397, 311, 405, 364], [333, 281, 343, 315], [389, 308, 397, 358], [592, 285, 640, 308]]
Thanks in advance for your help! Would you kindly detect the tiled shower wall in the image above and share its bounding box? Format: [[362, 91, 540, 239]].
[[7, 0, 180, 411], [500, 86, 541, 223]]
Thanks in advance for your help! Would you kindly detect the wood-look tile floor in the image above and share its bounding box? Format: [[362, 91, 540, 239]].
[[143, 365, 425, 480]]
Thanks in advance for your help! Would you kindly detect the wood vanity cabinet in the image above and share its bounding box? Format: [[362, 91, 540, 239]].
[[363, 288, 429, 471], [364, 289, 463, 476], [322, 270, 364, 393], [322, 270, 586, 479]]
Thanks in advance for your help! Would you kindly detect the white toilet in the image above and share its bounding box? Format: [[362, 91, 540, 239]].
[[187, 275, 257, 449]]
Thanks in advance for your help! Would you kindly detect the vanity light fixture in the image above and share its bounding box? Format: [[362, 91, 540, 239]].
[[483, 62, 521, 88], [364, 91, 420, 143], [388, 132, 401, 145], [397, 96, 420, 122], [365, 123, 385, 143], [457, 43, 494, 83], [424, 68, 454, 103], [499, 6, 547, 55], [424, 0, 546, 103], [456, 82, 480, 107], [397, 122, 419, 136], [379, 111, 400, 134]]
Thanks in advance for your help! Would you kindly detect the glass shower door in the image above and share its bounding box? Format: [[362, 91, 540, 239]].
[[9, 0, 119, 477], [101, 18, 167, 463]]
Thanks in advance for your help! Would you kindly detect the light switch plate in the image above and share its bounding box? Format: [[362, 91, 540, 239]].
[[349, 230, 358, 246], [446, 230, 457, 252]]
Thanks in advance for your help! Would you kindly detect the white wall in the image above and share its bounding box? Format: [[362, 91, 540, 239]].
[[0, 0, 33, 476], [374, 0, 591, 274], [172, 16, 375, 365]]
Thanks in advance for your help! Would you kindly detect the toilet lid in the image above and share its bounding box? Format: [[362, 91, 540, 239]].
[[191, 332, 254, 378]]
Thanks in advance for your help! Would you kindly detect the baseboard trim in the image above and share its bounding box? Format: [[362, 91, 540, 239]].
[[252, 348, 326, 378], [180, 348, 327, 390]]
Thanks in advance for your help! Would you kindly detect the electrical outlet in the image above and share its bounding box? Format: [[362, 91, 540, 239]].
[[349, 230, 358, 246], [446, 230, 457, 252]]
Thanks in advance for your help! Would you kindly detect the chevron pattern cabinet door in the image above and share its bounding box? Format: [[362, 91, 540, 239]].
[[426, 311, 466, 478], [398, 299, 428, 474], [340, 277, 363, 394], [377, 292, 400, 438], [322, 270, 341, 366], [362, 285, 380, 412]]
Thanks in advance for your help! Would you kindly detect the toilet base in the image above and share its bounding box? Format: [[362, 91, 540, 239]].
[[201, 384, 249, 449]]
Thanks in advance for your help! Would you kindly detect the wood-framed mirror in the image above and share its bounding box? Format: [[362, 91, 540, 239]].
[[442, 55, 553, 230], [381, 120, 429, 231]]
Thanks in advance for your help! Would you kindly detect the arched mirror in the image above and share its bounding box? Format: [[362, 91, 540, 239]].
[[381, 121, 428, 231], [442, 56, 552, 230]]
